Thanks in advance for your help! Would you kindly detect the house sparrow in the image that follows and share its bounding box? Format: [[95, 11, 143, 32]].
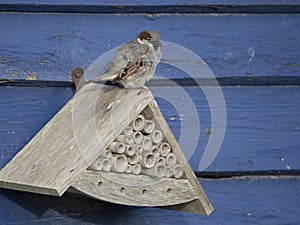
[[89, 30, 161, 89]]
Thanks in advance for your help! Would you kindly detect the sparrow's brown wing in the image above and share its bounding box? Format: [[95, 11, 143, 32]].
[[115, 58, 147, 81], [108, 42, 150, 81], [89, 41, 149, 82]]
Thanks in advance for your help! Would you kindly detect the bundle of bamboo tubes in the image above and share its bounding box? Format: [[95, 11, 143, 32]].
[[89, 113, 184, 179]]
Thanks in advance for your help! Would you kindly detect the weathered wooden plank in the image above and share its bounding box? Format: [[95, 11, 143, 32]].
[[72, 170, 198, 207], [0, 177, 299, 224], [143, 100, 213, 215], [157, 85, 300, 172], [0, 85, 299, 172], [0, 13, 299, 80], [3, 76, 300, 87], [0, 87, 213, 215], [0, 83, 153, 195], [1, 2, 300, 13], [1, 0, 300, 6]]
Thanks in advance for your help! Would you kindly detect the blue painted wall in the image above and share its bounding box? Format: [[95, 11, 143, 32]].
[[0, 13, 300, 80], [0, 1, 300, 224], [1, 86, 299, 172]]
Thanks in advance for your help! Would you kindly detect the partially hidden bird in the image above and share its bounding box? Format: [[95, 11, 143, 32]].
[[89, 30, 161, 89]]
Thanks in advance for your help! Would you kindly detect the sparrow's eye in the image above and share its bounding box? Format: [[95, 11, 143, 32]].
[[146, 37, 151, 40]]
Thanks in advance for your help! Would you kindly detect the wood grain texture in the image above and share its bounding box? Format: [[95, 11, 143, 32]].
[[3, 76, 300, 87], [1, 0, 300, 6], [0, 88, 212, 215], [155, 85, 300, 172], [0, 83, 153, 195], [0, 177, 299, 225], [144, 100, 213, 215], [0, 13, 299, 80], [1, 85, 299, 172], [72, 170, 198, 207], [1, 2, 300, 13], [71, 100, 212, 214]]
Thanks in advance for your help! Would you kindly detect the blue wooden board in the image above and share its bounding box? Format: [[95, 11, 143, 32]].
[[0, 177, 299, 225], [1, 13, 300, 81], [1, 85, 299, 172], [1, 2, 300, 14], [1, 0, 300, 6]]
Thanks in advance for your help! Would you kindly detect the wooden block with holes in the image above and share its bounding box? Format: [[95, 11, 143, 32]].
[[0, 80, 213, 215]]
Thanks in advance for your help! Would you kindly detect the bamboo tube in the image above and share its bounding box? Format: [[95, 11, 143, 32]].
[[108, 141, 126, 154], [166, 153, 177, 167], [127, 153, 140, 165], [151, 147, 160, 158], [116, 135, 134, 145], [125, 165, 133, 174], [123, 126, 133, 136], [142, 136, 152, 151], [142, 119, 155, 134], [133, 131, 143, 144], [141, 147, 160, 158], [159, 142, 171, 157], [90, 157, 113, 172], [102, 158, 112, 172], [132, 164, 142, 175], [135, 144, 143, 153], [156, 157, 166, 166], [111, 155, 128, 173], [141, 153, 156, 168], [131, 114, 145, 131], [173, 164, 184, 178], [156, 165, 167, 177], [165, 167, 173, 178], [89, 158, 103, 171], [125, 145, 136, 157], [102, 149, 112, 158], [151, 129, 163, 144], [142, 164, 166, 178]]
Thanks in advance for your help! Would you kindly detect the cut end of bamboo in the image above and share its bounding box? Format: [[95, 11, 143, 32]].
[[88, 112, 186, 179], [132, 114, 145, 131]]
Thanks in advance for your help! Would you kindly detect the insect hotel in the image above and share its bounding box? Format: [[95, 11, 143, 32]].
[[1, 1, 300, 224], [0, 74, 213, 215]]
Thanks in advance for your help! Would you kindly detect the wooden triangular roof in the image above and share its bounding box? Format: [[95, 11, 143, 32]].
[[0, 82, 213, 215]]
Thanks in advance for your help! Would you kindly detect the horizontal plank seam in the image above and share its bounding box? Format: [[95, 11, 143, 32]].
[[1, 77, 300, 88], [0, 4, 300, 14], [195, 170, 300, 179]]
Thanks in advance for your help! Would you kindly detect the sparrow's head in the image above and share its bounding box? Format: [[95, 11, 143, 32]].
[[137, 30, 161, 50]]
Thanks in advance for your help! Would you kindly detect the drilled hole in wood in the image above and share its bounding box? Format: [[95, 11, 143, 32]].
[[142, 189, 148, 195], [120, 187, 126, 194], [98, 181, 103, 187], [167, 188, 172, 194]]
